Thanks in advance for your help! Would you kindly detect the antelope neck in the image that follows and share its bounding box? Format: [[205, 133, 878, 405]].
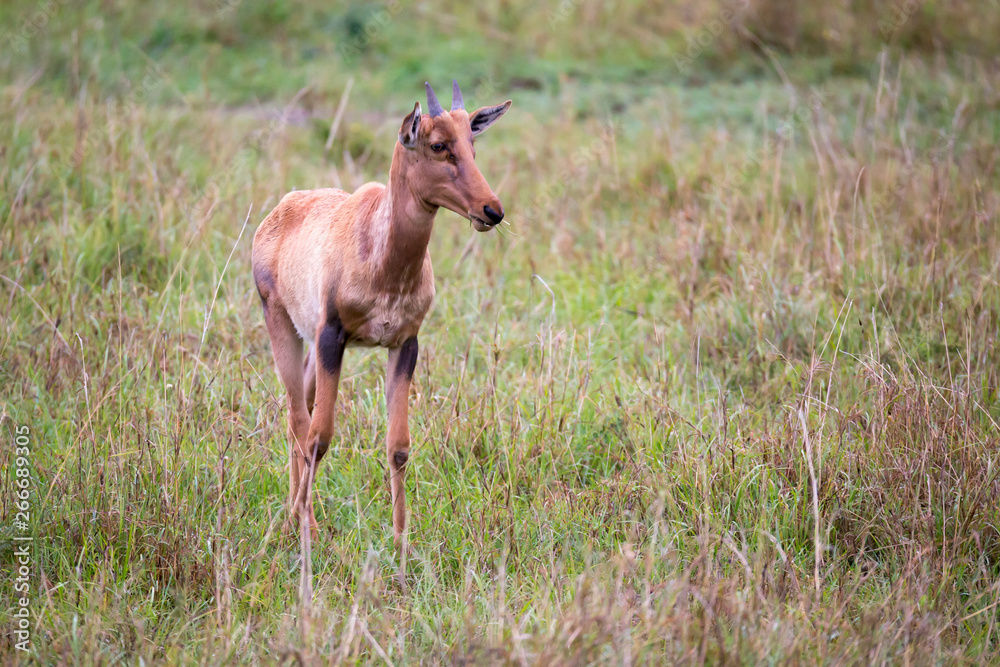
[[375, 146, 438, 280]]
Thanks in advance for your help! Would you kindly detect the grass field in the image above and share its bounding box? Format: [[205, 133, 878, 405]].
[[2, 1, 1000, 663]]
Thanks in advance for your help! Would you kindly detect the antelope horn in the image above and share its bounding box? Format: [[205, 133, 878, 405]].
[[451, 79, 465, 111], [425, 82, 445, 117]]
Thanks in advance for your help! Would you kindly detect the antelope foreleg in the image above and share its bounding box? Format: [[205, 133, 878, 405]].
[[386, 337, 418, 549], [296, 317, 346, 533]]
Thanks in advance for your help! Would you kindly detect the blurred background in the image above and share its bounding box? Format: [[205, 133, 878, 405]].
[[4, 0, 1000, 103]]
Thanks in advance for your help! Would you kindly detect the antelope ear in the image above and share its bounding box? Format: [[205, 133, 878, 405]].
[[398, 102, 421, 149], [469, 100, 511, 137]]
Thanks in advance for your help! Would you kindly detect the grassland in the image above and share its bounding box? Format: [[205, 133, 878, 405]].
[[1, 0, 999, 664]]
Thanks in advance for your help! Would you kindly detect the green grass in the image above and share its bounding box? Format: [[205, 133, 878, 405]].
[[2, 0, 1000, 664]]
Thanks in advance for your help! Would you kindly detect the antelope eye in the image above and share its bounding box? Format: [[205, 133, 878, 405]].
[[430, 143, 445, 152]]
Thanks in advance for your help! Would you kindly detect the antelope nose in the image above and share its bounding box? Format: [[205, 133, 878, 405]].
[[483, 204, 504, 225]]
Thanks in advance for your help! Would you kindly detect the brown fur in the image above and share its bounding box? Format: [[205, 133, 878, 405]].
[[252, 93, 510, 545]]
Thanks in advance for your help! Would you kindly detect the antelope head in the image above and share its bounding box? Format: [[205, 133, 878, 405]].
[[397, 80, 511, 232]]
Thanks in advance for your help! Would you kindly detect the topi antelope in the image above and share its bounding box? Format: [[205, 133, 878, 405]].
[[252, 81, 511, 545]]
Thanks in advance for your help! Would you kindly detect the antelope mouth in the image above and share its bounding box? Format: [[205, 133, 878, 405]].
[[470, 215, 497, 232]]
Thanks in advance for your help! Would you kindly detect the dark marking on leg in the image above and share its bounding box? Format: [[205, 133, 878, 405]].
[[325, 294, 340, 326], [312, 436, 331, 464], [393, 449, 409, 469], [395, 336, 419, 381], [253, 264, 274, 303], [318, 317, 347, 375]]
